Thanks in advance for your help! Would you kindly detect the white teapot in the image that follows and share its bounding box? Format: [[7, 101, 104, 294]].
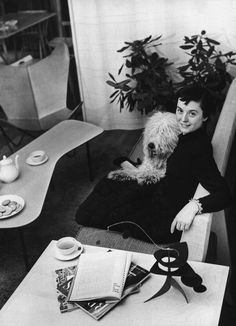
[[0, 155, 19, 183]]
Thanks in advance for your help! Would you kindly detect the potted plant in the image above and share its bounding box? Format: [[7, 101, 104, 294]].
[[178, 30, 236, 109], [106, 35, 175, 115]]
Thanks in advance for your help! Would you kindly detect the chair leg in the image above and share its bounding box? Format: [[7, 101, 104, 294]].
[[0, 125, 35, 149], [0, 126, 14, 153], [86, 142, 94, 182], [68, 73, 76, 108]]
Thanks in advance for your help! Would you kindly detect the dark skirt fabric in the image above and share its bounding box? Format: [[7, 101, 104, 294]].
[[75, 177, 181, 244]]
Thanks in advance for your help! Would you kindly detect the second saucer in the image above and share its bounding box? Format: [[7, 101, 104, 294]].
[[26, 151, 49, 166]]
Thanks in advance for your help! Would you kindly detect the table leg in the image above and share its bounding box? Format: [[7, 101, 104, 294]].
[[13, 37, 18, 62], [0, 39, 11, 64], [86, 142, 94, 181], [17, 228, 30, 271], [38, 21, 48, 58]]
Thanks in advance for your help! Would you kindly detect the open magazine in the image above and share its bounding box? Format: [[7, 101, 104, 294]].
[[68, 251, 132, 302], [55, 262, 151, 320]]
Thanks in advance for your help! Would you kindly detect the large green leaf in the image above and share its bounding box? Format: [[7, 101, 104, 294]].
[[117, 45, 130, 52], [142, 35, 152, 44], [180, 45, 194, 50], [109, 90, 119, 98], [118, 64, 124, 75], [178, 64, 191, 72], [151, 35, 163, 42], [108, 73, 116, 82], [205, 37, 220, 45], [207, 46, 215, 57], [106, 80, 117, 87], [110, 92, 120, 103]]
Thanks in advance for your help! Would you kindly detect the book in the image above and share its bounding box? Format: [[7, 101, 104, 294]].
[[55, 262, 151, 319], [68, 251, 132, 302]]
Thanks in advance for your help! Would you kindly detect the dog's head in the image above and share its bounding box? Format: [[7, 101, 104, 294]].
[[143, 111, 180, 161]]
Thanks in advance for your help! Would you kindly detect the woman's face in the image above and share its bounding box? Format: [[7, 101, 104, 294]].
[[176, 99, 208, 135]]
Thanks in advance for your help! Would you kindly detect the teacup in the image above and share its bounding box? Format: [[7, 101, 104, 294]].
[[56, 237, 80, 256], [30, 150, 46, 163]]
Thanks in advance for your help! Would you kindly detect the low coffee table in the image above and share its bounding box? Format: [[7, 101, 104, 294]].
[[0, 241, 229, 326], [0, 120, 103, 268]]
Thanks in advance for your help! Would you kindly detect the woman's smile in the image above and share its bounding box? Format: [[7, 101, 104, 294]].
[[176, 99, 208, 134]]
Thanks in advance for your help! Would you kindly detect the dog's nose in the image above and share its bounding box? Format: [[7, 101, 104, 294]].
[[148, 142, 155, 149]]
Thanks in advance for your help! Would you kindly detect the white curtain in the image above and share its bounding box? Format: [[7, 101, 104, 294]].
[[68, 0, 236, 130]]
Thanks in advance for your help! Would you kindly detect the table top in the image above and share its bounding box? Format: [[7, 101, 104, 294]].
[[0, 241, 229, 326], [0, 11, 56, 40], [0, 120, 103, 229]]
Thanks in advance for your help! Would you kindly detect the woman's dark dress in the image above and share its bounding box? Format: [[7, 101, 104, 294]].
[[75, 127, 232, 244]]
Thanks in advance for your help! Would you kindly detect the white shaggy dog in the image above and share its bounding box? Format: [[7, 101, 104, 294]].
[[108, 111, 180, 184]]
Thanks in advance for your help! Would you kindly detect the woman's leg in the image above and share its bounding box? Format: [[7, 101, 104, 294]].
[[75, 176, 154, 230]]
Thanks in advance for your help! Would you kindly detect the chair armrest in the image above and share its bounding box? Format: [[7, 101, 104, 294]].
[[181, 212, 212, 262], [181, 183, 212, 261], [128, 135, 143, 161]]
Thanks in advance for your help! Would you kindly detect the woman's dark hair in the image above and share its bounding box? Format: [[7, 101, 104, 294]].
[[176, 86, 216, 118]]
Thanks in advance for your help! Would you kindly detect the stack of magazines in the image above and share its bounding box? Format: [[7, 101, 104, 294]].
[[54, 250, 151, 320]]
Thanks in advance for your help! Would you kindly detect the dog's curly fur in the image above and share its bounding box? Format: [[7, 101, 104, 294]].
[[108, 111, 180, 184]]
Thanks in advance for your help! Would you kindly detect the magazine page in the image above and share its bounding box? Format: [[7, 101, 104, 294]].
[[54, 265, 80, 313], [77, 262, 151, 320], [54, 262, 150, 320], [69, 251, 132, 301]]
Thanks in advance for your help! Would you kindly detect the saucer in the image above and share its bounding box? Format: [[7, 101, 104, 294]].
[[54, 241, 84, 261], [26, 155, 48, 166], [0, 195, 25, 219]]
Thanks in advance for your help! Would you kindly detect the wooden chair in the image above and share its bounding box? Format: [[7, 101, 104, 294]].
[[129, 78, 236, 264], [76, 78, 236, 263]]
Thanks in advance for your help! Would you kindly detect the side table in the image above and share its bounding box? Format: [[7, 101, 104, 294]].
[[0, 241, 229, 326], [0, 120, 103, 269]]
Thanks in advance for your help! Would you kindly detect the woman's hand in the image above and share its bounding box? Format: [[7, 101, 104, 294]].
[[170, 201, 199, 233]]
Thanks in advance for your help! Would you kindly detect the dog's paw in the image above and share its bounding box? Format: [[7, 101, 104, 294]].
[[107, 170, 125, 180], [107, 169, 133, 182], [107, 170, 118, 179]]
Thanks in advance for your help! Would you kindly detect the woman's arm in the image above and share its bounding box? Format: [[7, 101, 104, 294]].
[[171, 146, 232, 233], [170, 200, 200, 232], [193, 149, 232, 212]]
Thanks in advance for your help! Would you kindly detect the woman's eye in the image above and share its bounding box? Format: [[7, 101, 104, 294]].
[[176, 108, 183, 114], [189, 112, 197, 117]]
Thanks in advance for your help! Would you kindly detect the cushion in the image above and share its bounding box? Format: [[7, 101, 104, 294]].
[[76, 225, 158, 255]]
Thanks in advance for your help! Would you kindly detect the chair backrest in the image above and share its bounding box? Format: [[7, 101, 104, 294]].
[[0, 59, 40, 130], [182, 78, 236, 263], [28, 42, 70, 129], [129, 78, 236, 262], [0, 42, 70, 131]]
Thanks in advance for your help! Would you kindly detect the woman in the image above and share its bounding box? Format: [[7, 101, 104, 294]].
[[76, 86, 232, 244], [168, 86, 232, 235]]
